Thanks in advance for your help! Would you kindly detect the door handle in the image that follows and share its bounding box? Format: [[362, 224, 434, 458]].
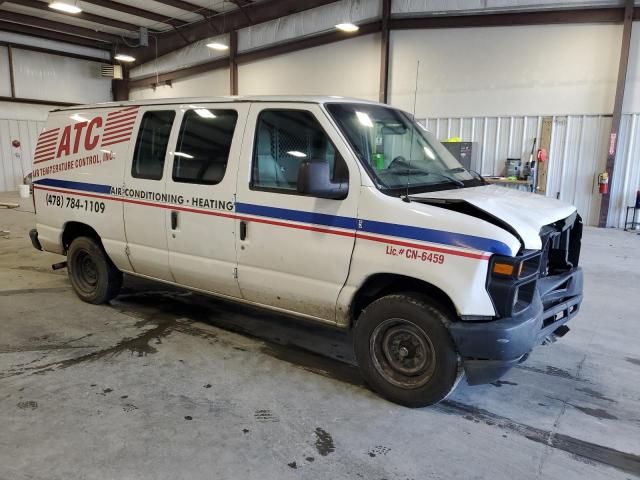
[[239, 220, 247, 240], [171, 211, 178, 230]]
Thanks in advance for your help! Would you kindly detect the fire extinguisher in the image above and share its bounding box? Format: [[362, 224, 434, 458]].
[[598, 171, 609, 194], [536, 148, 548, 162]]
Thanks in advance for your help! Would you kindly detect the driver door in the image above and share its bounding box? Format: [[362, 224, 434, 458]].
[[234, 104, 360, 322]]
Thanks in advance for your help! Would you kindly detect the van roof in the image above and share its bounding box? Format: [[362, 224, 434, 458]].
[[53, 95, 383, 112]]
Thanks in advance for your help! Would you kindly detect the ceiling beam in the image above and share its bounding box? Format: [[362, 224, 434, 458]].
[[0, 95, 78, 106], [0, 20, 113, 49], [79, 0, 188, 27], [6, 0, 142, 32], [1, 11, 123, 43], [236, 20, 381, 65], [128, 57, 229, 89], [228, 0, 253, 6], [389, 8, 626, 29], [121, 0, 342, 64], [153, 0, 219, 17], [0, 40, 108, 62]]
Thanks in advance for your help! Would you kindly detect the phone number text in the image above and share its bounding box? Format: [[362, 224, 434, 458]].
[[45, 193, 105, 213]]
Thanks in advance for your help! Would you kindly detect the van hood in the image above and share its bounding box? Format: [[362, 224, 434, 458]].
[[410, 185, 577, 251]]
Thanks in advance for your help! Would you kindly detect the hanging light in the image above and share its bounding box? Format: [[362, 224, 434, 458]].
[[114, 54, 136, 62], [206, 42, 229, 51], [336, 23, 359, 33], [206, 0, 229, 51], [49, 1, 82, 14]]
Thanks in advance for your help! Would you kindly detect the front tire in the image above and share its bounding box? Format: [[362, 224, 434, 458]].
[[354, 293, 461, 407], [67, 236, 122, 304]]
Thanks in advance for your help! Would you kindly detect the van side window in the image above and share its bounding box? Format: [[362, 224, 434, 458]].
[[251, 109, 348, 192], [131, 110, 176, 180], [172, 109, 238, 185]]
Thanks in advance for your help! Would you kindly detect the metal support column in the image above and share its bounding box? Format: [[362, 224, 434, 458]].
[[7, 45, 16, 98], [378, 0, 391, 104], [598, 0, 634, 227], [230, 30, 238, 96]]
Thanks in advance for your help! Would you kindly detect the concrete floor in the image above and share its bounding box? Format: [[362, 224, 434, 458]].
[[1, 192, 639, 480]]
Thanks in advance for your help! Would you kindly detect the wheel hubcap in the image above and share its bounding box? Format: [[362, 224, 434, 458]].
[[370, 318, 437, 389], [73, 249, 99, 293]]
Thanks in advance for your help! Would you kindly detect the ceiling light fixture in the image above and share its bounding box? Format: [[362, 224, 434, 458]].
[[49, 1, 82, 14], [114, 54, 136, 63], [336, 23, 359, 33], [206, 42, 229, 51], [174, 152, 194, 159]]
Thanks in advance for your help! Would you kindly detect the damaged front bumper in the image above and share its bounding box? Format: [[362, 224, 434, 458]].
[[448, 267, 583, 385]]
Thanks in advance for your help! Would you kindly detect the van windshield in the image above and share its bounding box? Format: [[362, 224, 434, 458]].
[[326, 103, 483, 195]]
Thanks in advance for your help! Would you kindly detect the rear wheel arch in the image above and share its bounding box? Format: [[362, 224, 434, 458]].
[[62, 222, 102, 254], [349, 273, 459, 328]]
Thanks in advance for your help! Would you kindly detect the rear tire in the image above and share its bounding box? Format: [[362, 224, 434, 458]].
[[67, 236, 122, 304], [354, 293, 460, 407]]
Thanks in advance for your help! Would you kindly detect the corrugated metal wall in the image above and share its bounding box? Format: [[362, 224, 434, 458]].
[[612, 114, 640, 228], [420, 114, 640, 227], [0, 118, 44, 191]]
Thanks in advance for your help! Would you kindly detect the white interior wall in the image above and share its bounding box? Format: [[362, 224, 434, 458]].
[[238, 34, 381, 100], [0, 102, 52, 191], [129, 69, 231, 101], [0, 44, 113, 192], [388, 24, 622, 118], [12, 49, 112, 104], [0, 102, 53, 121]]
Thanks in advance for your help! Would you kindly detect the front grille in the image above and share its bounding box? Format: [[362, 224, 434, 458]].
[[536, 213, 583, 316], [539, 213, 582, 277]]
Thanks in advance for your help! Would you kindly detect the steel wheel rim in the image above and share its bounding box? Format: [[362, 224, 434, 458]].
[[370, 318, 436, 389], [72, 249, 98, 293]]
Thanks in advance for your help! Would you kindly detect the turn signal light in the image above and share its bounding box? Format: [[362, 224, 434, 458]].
[[493, 263, 514, 276], [493, 262, 524, 277]]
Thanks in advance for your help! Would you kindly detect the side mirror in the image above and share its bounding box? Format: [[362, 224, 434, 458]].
[[297, 159, 348, 200]]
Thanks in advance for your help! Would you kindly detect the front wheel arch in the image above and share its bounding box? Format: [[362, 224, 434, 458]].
[[349, 273, 459, 328]]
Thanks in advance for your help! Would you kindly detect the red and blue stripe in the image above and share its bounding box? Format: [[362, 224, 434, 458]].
[[33, 178, 510, 260]]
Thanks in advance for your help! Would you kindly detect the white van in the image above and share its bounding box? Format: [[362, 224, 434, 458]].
[[29, 96, 583, 406]]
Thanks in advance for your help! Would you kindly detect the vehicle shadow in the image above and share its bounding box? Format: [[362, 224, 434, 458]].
[[117, 275, 363, 386]]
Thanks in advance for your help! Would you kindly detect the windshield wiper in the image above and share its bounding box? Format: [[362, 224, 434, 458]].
[[391, 169, 464, 190], [447, 167, 485, 184]]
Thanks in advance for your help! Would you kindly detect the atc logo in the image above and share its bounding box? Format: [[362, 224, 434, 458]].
[[33, 106, 139, 165], [56, 117, 102, 158]]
